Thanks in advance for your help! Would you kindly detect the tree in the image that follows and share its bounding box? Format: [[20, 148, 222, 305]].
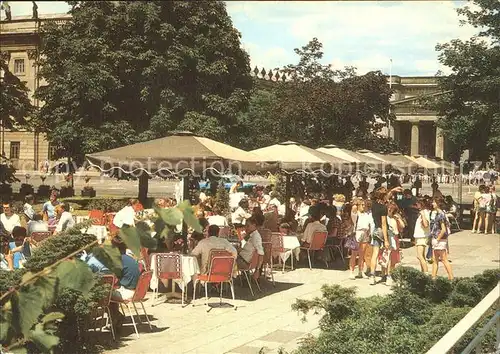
[[232, 88, 279, 150], [34, 1, 253, 164], [429, 0, 500, 162], [240, 38, 395, 152], [0, 55, 34, 131]]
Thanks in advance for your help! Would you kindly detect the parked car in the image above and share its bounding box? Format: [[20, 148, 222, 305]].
[[198, 175, 256, 191]]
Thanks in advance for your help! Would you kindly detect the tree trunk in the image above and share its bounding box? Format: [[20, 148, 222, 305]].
[[138, 173, 148, 204]]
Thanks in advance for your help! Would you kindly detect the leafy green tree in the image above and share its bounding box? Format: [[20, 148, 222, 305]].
[[429, 0, 500, 161], [34, 1, 252, 164], [0, 56, 34, 130], [237, 38, 396, 152]]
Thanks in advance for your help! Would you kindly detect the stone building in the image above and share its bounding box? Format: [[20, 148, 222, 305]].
[[252, 67, 446, 158], [0, 13, 71, 170]]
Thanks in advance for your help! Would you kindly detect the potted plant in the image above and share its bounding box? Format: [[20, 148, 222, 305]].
[[81, 176, 96, 197], [19, 173, 34, 197], [37, 174, 50, 198], [60, 174, 75, 198]]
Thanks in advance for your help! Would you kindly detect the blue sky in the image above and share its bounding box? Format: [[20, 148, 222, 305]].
[[2, 1, 479, 76]]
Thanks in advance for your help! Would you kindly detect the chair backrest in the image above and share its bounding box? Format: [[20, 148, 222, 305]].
[[140, 247, 151, 271], [206, 256, 235, 283], [271, 233, 284, 253], [132, 271, 153, 302], [218, 226, 232, 239], [98, 274, 117, 307], [31, 231, 51, 243], [262, 241, 273, 266], [156, 253, 182, 279], [309, 231, 328, 250], [209, 248, 234, 260], [259, 228, 272, 243], [89, 210, 105, 225]]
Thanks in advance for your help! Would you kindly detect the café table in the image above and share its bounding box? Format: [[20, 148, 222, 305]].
[[81, 225, 108, 244]]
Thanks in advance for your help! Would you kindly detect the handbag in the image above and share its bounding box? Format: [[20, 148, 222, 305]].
[[345, 216, 359, 251], [378, 248, 390, 268]]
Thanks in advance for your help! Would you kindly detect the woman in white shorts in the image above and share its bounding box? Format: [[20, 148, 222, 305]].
[[430, 197, 453, 280], [413, 197, 431, 273]]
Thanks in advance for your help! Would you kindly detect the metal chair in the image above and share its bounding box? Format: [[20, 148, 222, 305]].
[[88, 210, 106, 225], [193, 254, 236, 311], [262, 241, 275, 286], [151, 253, 183, 306], [111, 271, 153, 339], [91, 274, 117, 340], [238, 251, 262, 297], [30, 231, 52, 244], [218, 226, 232, 239], [300, 231, 328, 270]]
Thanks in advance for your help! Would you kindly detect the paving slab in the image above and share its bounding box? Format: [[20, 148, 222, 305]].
[[107, 231, 499, 354]]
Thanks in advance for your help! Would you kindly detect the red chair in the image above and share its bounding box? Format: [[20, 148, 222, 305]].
[[192, 254, 236, 310], [259, 228, 272, 243], [30, 231, 52, 244], [151, 253, 183, 307], [89, 210, 105, 226], [271, 232, 293, 272], [261, 241, 275, 286], [92, 274, 117, 340], [140, 247, 151, 271], [111, 271, 153, 339], [300, 231, 328, 270]]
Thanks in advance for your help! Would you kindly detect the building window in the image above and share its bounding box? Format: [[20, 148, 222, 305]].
[[14, 59, 25, 74], [48, 143, 57, 160], [10, 142, 20, 159]]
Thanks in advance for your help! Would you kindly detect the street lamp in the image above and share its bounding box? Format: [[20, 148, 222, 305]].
[[0, 65, 5, 158], [388, 58, 393, 139]]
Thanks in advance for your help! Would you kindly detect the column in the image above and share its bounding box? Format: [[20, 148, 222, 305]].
[[411, 122, 419, 156], [435, 126, 444, 159]]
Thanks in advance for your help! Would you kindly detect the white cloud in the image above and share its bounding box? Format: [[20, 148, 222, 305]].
[[227, 1, 481, 76]]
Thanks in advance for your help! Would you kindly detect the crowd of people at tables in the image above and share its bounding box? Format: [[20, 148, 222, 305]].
[[0, 191, 75, 270], [1, 179, 496, 332]]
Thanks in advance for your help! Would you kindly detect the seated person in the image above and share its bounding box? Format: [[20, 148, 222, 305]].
[[111, 236, 141, 301], [27, 214, 49, 236], [191, 225, 237, 274], [188, 218, 210, 250], [300, 206, 327, 246], [1, 203, 21, 234], [9, 226, 30, 269], [207, 207, 229, 227], [82, 249, 111, 274], [237, 217, 264, 280], [279, 222, 292, 235], [113, 199, 141, 228], [263, 205, 279, 232], [54, 203, 75, 234]]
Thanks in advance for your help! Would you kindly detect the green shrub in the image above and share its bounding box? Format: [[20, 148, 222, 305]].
[[87, 198, 128, 212], [214, 184, 230, 215], [292, 267, 499, 354]]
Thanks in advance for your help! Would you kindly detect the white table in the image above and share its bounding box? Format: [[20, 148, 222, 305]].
[[81, 225, 108, 244], [75, 215, 90, 224], [282, 235, 301, 261]]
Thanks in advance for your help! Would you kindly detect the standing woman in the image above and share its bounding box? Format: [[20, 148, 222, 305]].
[[430, 197, 453, 280], [350, 199, 373, 279], [369, 187, 390, 285], [414, 197, 431, 273], [485, 186, 497, 234], [472, 185, 487, 233]]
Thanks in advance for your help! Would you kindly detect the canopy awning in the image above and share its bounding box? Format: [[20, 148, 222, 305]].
[[86, 131, 277, 177], [356, 150, 418, 173], [317, 144, 385, 171], [251, 141, 353, 174]]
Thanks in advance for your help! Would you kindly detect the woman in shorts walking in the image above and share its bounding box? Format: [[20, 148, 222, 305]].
[[430, 197, 453, 280]]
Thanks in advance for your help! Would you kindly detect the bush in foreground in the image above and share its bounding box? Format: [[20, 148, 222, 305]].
[[291, 267, 499, 354]]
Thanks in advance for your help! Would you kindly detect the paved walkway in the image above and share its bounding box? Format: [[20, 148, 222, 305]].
[[108, 231, 498, 354]]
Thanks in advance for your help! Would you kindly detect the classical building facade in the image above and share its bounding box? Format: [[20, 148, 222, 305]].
[[252, 67, 445, 158], [388, 75, 445, 158], [0, 13, 71, 170]]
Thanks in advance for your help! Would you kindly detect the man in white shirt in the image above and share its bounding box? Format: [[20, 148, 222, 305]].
[[191, 225, 237, 274], [1, 203, 21, 234], [237, 217, 264, 280], [207, 207, 228, 227], [113, 199, 141, 228], [301, 207, 327, 245], [54, 203, 75, 234], [23, 195, 36, 221]]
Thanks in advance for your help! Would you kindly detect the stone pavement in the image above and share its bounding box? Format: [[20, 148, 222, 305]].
[[108, 231, 498, 354]]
